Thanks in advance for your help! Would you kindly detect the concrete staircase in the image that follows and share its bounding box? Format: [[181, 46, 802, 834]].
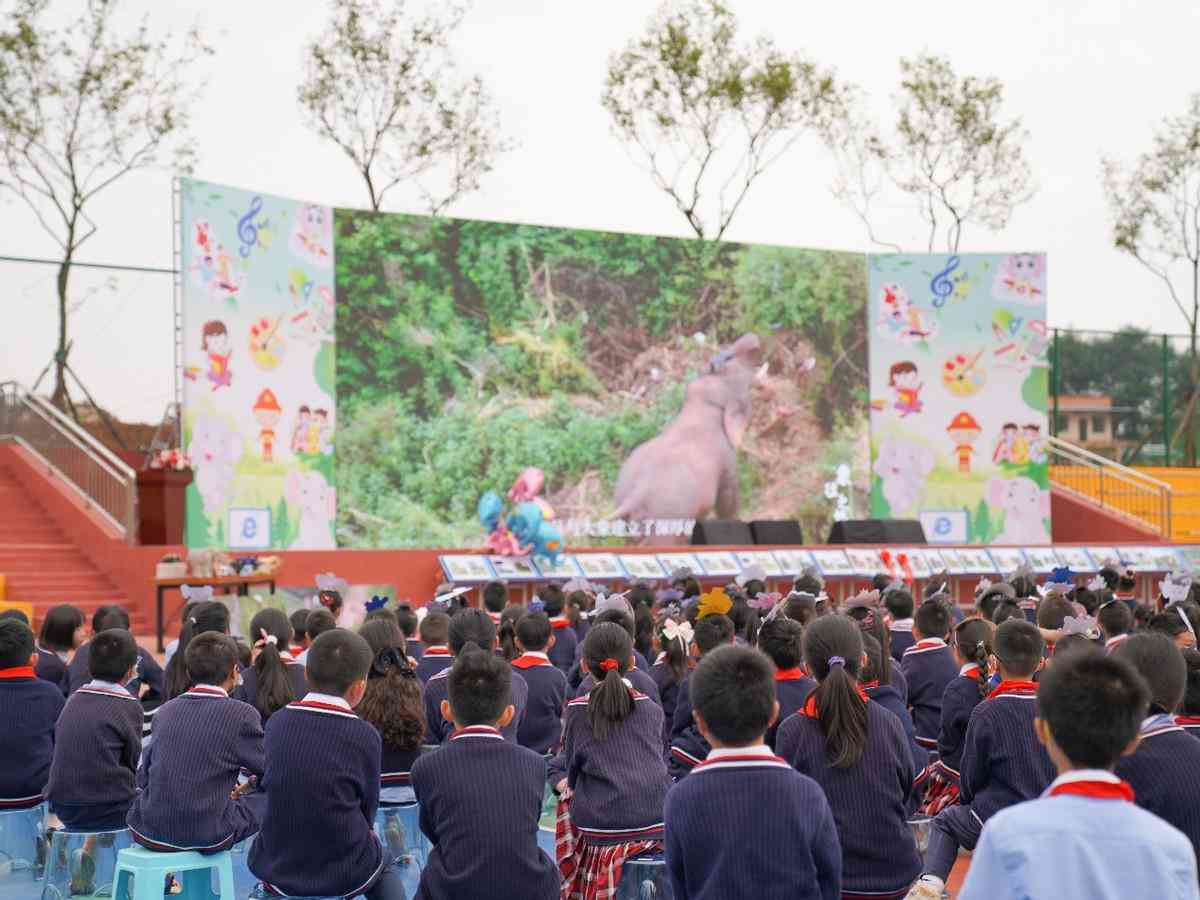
[[0, 460, 139, 629]]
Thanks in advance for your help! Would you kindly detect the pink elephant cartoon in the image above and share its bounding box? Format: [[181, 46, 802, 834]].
[[614, 334, 766, 538], [988, 476, 1051, 544], [286, 470, 336, 549], [873, 438, 935, 516]]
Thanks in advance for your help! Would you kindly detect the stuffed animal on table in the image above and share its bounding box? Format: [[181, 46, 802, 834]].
[[506, 501, 564, 567], [478, 491, 523, 555]]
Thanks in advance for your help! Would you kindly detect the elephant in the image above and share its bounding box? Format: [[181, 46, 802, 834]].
[[989, 476, 1051, 544], [614, 333, 765, 536], [286, 469, 336, 549], [873, 438, 935, 516], [187, 415, 243, 518]]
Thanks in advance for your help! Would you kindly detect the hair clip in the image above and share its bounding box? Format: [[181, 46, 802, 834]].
[[254, 629, 277, 649], [697, 587, 733, 619], [828, 656, 846, 667], [748, 591, 781, 611], [365, 595, 389, 612], [661, 618, 694, 647], [1060, 614, 1099, 639], [1086, 575, 1106, 593], [529, 597, 545, 614]]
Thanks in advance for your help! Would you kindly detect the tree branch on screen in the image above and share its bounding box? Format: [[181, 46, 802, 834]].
[[601, 0, 846, 242], [0, 0, 209, 413], [298, 0, 510, 215]]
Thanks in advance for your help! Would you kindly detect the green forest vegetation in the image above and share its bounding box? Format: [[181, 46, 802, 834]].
[[334, 210, 868, 548]]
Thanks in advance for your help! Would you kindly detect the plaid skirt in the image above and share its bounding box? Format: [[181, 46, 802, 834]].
[[555, 790, 663, 900]]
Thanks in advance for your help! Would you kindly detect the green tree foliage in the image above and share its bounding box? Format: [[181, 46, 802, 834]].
[[602, 0, 846, 240], [1103, 95, 1200, 463], [0, 0, 209, 410], [831, 54, 1034, 252], [298, 0, 508, 214]]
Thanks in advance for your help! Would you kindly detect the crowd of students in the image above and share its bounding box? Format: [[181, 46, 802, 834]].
[[3, 560, 1200, 899]]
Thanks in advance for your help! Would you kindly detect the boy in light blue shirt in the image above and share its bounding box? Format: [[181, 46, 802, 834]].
[[959, 651, 1199, 900]]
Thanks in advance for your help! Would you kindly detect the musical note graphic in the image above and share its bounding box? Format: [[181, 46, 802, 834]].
[[238, 196, 265, 258], [930, 255, 960, 308]]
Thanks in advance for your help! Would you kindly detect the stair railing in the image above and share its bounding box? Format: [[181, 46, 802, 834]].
[[1046, 435, 1173, 538], [0, 381, 138, 542]]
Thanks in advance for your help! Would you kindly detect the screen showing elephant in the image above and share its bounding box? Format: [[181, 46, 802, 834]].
[[867, 253, 1050, 545], [334, 210, 870, 548], [180, 178, 336, 550]]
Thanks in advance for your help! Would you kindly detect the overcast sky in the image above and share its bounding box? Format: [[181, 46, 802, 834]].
[[3, 0, 1198, 422]]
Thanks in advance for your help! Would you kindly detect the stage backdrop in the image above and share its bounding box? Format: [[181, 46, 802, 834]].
[[180, 179, 337, 550], [867, 254, 1050, 544]]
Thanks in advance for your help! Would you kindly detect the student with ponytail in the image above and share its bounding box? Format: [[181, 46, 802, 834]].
[[357, 618, 426, 801], [234, 609, 307, 723], [421, 609, 529, 745], [497, 606, 523, 663], [164, 601, 231, 699], [919, 618, 994, 816], [549, 622, 669, 897], [650, 614, 691, 748], [776, 615, 921, 900]]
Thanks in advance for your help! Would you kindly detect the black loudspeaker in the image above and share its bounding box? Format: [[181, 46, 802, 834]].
[[826, 519, 927, 545], [690, 519, 754, 546], [750, 520, 804, 546]]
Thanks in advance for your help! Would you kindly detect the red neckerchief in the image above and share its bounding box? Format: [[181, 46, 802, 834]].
[[774, 667, 806, 681], [0, 666, 36, 680], [1175, 715, 1200, 726], [962, 664, 983, 682], [486, 611, 502, 625], [450, 724, 503, 740], [802, 682, 869, 718], [860, 679, 880, 691], [912, 638, 947, 651], [291, 699, 356, 715], [511, 653, 551, 670], [549, 616, 572, 630], [987, 679, 1038, 700], [423, 646, 452, 657], [1049, 780, 1135, 802]]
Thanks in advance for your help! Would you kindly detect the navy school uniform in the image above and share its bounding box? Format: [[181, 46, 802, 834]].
[[889, 663, 908, 704], [888, 620, 915, 663], [406, 638, 425, 661], [510, 651, 568, 755], [0, 665, 66, 809], [127, 685, 265, 852], [668, 677, 710, 778], [776, 698, 921, 897], [549, 687, 669, 845], [937, 664, 987, 779], [35, 646, 69, 695], [232, 653, 309, 722], [1116, 714, 1200, 869], [767, 668, 816, 750], [46, 680, 143, 829], [411, 725, 559, 900], [422, 665, 529, 745], [415, 646, 453, 684], [650, 657, 684, 748], [864, 680, 923, 772], [574, 665, 661, 705], [66, 639, 163, 702], [901, 638, 958, 749], [248, 694, 388, 899], [547, 617, 577, 672], [665, 747, 842, 900]]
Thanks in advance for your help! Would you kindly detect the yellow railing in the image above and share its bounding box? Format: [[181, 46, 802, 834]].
[[1046, 436, 1173, 538]]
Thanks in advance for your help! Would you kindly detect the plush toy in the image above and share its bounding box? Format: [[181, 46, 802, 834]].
[[478, 491, 523, 555], [506, 501, 564, 567], [477, 470, 563, 564]]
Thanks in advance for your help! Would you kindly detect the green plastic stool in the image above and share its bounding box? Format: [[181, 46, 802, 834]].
[[113, 845, 235, 900]]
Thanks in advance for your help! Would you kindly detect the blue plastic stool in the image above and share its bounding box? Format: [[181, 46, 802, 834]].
[[616, 851, 673, 900], [0, 803, 45, 884], [374, 803, 429, 870], [113, 846, 235, 899], [41, 827, 130, 900]]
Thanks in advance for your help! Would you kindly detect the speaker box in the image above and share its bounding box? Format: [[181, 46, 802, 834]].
[[750, 520, 804, 546], [826, 519, 927, 545], [690, 520, 754, 546]]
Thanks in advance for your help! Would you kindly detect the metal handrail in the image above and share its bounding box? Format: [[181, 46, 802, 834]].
[[1046, 435, 1173, 537], [0, 381, 138, 541]]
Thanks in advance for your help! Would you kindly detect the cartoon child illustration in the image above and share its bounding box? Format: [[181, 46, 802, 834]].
[[947, 411, 983, 474], [252, 389, 283, 463], [1024, 423, 1047, 464], [992, 422, 1019, 464], [290, 204, 333, 269], [305, 407, 324, 454], [291, 406, 311, 454], [201, 321, 232, 391], [888, 361, 924, 416], [314, 408, 334, 455]]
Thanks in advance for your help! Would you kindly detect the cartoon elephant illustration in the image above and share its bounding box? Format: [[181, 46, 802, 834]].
[[187, 416, 243, 518], [989, 476, 1051, 544], [873, 438, 935, 516], [286, 470, 337, 549], [614, 334, 765, 536]]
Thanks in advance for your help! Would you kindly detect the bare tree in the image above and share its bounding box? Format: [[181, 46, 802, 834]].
[[298, 0, 508, 215], [832, 53, 1035, 253], [602, 0, 845, 241], [0, 0, 208, 411], [1104, 94, 1200, 462]]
